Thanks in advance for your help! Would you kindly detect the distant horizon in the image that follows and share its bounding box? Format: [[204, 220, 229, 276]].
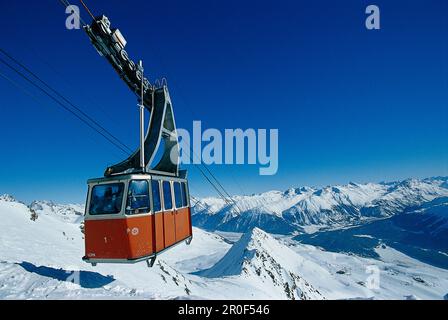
[[2, 173, 446, 205]]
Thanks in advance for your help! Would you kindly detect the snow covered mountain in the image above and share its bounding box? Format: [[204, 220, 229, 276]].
[[0, 194, 448, 299], [192, 177, 448, 234], [198, 228, 326, 299], [294, 196, 448, 269], [397, 196, 448, 240], [0, 194, 17, 203], [29, 200, 84, 224]]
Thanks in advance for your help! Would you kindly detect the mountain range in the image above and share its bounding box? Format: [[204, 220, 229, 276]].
[[0, 176, 447, 299], [192, 177, 448, 234]]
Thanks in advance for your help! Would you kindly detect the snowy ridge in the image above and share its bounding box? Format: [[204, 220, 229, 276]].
[[29, 200, 84, 224], [192, 177, 448, 233], [0, 194, 17, 203], [199, 228, 326, 299]]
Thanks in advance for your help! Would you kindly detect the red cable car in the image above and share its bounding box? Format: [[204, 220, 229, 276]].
[[79, 8, 193, 266], [83, 173, 192, 267]]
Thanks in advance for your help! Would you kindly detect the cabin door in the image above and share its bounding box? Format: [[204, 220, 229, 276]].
[[162, 181, 176, 247]]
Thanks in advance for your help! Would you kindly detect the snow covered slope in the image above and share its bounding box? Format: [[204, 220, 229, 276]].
[[294, 196, 448, 269], [284, 239, 448, 300], [1, 193, 447, 300], [198, 228, 448, 300], [0, 196, 228, 299], [192, 177, 448, 234], [198, 228, 328, 299]]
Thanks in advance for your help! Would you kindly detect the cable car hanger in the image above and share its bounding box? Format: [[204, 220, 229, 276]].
[[80, 1, 181, 178]]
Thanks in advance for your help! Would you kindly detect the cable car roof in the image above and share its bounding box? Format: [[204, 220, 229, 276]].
[[87, 170, 188, 184]]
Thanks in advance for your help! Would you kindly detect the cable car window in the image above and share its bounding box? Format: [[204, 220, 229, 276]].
[[174, 182, 183, 208], [162, 181, 173, 210], [89, 183, 124, 215], [126, 180, 150, 214], [152, 180, 161, 212], [181, 182, 189, 207]]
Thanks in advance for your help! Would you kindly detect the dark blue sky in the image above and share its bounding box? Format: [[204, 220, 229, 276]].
[[0, 0, 447, 203]]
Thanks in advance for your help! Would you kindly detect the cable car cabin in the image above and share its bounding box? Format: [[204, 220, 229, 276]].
[[83, 173, 193, 267]]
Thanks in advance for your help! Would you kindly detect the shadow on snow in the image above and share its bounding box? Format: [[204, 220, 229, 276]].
[[17, 261, 115, 289]]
